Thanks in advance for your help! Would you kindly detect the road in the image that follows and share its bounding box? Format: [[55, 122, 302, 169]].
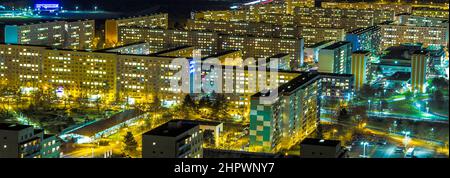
[[348, 142, 437, 158]]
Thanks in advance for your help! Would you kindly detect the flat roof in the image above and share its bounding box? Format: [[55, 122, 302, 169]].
[[252, 71, 320, 97], [143, 120, 199, 137], [346, 26, 380, 35], [71, 109, 144, 137], [95, 42, 149, 52], [353, 50, 371, 54], [306, 40, 334, 48], [109, 13, 166, 21], [322, 41, 351, 50], [0, 123, 32, 131], [300, 138, 341, 147], [152, 45, 193, 56], [170, 119, 223, 126], [203, 50, 240, 59], [382, 45, 423, 60]]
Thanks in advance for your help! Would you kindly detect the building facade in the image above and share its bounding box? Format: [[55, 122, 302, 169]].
[[142, 120, 203, 158], [345, 26, 381, 54], [351, 51, 370, 91], [249, 72, 321, 152], [318, 41, 352, 74], [0, 123, 60, 158], [4, 20, 95, 50], [105, 13, 169, 46], [411, 50, 430, 93]]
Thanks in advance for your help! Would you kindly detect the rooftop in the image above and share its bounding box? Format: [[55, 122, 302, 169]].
[[0, 123, 32, 131], [382, 44, 424, 61], [347, 25, 380, 35], [300, 138, 341, 147], [170, 119, 223, 126], [252, 71, 320, 97], [306, 40, 334, 48], [385, 72, 411, 81], [143, 120, 199, 137], [322, 41, 351, 50], [71, 109, 144, 137], [353, 50, 371, 55]]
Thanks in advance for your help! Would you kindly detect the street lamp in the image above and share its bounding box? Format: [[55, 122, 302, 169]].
[[94, 6, 98, 11], [332, 129, 338, 139], [360, 141, 369, 158], [75, 6, 79, 11], [402, 131, 411, 147], [368, 100, 371, 111]]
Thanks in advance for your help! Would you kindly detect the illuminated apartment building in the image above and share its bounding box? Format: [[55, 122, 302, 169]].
[[345, 26, 381, 53], [351, 51, 370, 91], [0, 123, 60, 158], [299, 27, 345, 45], [379, 23, 449, 50], [186, 19, 344, 45], [318, 73, 354, 100], [43, 49, 118, 102], [201, 65, 300, 113], [396, 14, 449, 27], [65, 20, 95, 50], [105, 13, 169, 46], [294, 7, 395, 32], [0, 42, 300, 110], [412, 7, 449, 19], [318, 41, 352, 74], [287, 0, 315, 8], [411, 50, 430, 93], [4, 20, 95, 50], [219, 35, 304, 69], [119, 27, 304, 69], [321, 2, 412, 13], [142, 120, 203, 158], [193, 10, 239, 22], [186, 19, 298, 38], [304, 40, 335, 64], [249, 72, 321, 152], [193, 6, 293, 25], [118, 27, 219, 56], [0, 44, 45, 89]]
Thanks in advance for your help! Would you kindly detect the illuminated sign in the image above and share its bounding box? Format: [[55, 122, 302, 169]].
[[35, 4, 60, 11]]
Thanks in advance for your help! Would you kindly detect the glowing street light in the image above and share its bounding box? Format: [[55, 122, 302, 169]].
[[75, 6, 79, 11], [360, 141, 369, 158], [402, 131, 411, 147], [94, 6, 98, 11]]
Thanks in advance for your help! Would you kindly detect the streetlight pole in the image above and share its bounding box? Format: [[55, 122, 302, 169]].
[[361, 141, 369, 158]]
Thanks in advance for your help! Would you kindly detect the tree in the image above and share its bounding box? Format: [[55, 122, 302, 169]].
[[123, 131, 138, 152], [152, 95, 162, 110], [210, 92, 230, 120], [337, 108, 350, 122], [431, 90, 445, 109], [404, 90, 414, 100], [431, 77, 449, 90], [180, 94, 196, 118], [360, 84, 375, 98]]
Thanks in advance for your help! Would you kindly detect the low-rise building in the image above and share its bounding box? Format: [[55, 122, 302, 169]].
[[0, 123, 60, 158], [300, 138, 348, 158], [142, 120, 203, 158]]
